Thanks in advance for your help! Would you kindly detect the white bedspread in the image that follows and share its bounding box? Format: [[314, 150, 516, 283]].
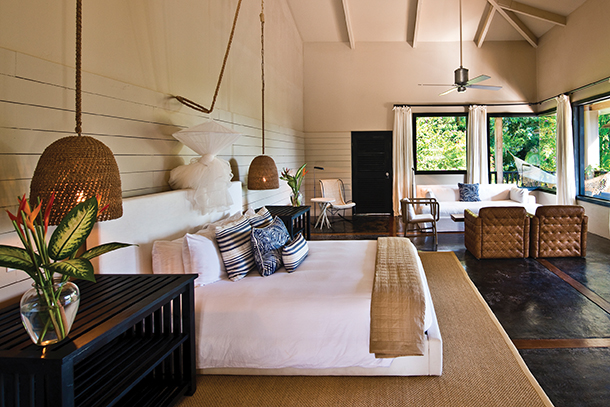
[[195, 239, 434, 370]]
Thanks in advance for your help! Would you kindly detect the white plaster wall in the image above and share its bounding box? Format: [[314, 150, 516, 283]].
[[303, 40, 537, 203]]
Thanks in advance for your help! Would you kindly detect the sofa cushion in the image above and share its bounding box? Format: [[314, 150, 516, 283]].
[[510, 187, 529, 203], [458, 183, 481, 202]]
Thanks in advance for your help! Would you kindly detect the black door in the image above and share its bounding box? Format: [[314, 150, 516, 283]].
[[351, 131, 393, 215]]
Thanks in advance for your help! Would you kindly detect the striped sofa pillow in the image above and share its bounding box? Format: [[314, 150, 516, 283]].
[[215, 217, 256, 281], [282, 233, 309, 273], [249, 206, 273, 229]]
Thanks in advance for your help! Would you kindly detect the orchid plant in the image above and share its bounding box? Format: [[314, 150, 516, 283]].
[[280, 164, 308, 206], [0, 193, 131, 344]]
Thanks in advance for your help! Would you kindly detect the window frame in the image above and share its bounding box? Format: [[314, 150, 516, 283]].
[[487, 110, 557, 192], [412, 112, 468, 175], [574, 90, 610, 208]]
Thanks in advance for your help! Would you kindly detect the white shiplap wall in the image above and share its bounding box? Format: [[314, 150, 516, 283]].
[[0, 0, 304, 302]]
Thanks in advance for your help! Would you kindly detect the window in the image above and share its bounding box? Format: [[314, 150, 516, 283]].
[[488, 114, 557, 189], [576, 95, 610, 201], [414, 114, 467, 172]]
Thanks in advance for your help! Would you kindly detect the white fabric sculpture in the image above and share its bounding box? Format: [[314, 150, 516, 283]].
[[169, 121, 241, 214]]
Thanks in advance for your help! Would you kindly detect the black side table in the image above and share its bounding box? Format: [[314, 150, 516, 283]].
[[0, 274, 196, 407], [265, 205, 311, 240]]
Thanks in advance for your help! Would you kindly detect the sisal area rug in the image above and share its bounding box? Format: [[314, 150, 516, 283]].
[[176, 251, 553, 407]]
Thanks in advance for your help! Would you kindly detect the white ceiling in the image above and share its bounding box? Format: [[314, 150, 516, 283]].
[[286, 0, 587, 47]]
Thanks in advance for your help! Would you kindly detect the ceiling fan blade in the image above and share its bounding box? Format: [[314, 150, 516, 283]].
[[439, 87, 458, 96], [466, 74, 491, 85], [467, 84, 502, 91], [419, 83, 454, 87]]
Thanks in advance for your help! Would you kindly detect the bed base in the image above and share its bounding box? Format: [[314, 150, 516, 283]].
[[198, 305, 443, 377]]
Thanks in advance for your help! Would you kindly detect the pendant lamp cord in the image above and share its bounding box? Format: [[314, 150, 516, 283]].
[[75, 0, 82, 136], [174, 0, 243, 114], [260, 0, 265, 154]]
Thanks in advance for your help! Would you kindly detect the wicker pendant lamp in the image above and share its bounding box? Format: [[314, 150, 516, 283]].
[[29, 0, 122, 224], [247, 0, 279, 190]]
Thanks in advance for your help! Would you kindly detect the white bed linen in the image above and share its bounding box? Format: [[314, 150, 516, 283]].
[[194, 239, 434, 370]]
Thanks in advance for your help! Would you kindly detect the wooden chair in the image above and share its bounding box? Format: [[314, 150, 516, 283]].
[[530, 205, 588, 258], [401, 197, 440, 249], [319, 179, 356, 220]]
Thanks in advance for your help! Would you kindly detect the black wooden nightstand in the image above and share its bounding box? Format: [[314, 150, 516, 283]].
[[0, 274, 196, 407]]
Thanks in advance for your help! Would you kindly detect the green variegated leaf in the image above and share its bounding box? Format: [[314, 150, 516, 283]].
[[80, 242, 134, 260], [0, 245, 39, 280], [49, 197, 98, 261], [47, 258, 96, 282]]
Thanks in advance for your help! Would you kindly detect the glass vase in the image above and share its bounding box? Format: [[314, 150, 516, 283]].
[[20, 281, 80, 346], [290, 191, 303, 207]]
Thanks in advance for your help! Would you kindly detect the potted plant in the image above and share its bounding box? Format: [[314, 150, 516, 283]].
[[280, 164, 308, 206], [0, 193, 131, 346]]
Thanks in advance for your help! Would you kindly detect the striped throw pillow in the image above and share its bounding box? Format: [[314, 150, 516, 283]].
[[251, 217, 290, 277], [215, 217, 256, 281], [249, 206, 273, 229], [282, 233, 309, 273]]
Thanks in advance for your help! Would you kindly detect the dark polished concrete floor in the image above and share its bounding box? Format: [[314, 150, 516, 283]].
[[311, 215, 610, 407]]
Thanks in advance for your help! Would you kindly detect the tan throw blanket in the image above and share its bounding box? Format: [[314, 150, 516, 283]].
[[370, 237, 426, 357]]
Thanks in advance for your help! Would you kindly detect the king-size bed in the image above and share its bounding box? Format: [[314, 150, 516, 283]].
[[90, 182, 443, 376]]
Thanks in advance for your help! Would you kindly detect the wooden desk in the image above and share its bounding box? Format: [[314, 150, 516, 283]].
[[265, 205, 311, 240], [0, 274, 196, 407]]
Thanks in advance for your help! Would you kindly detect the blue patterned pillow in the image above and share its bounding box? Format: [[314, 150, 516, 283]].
[[282, 233, 309, 273], [215, 217, 256, 281], [249, 206, 273, 229], [458, 183, 481, 202], [251, 217, 290, 276]]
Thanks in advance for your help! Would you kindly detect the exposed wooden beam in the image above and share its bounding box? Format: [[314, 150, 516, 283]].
[[488, 0, 538, 48], [341, 0, 355, 49], [411, 0, 423, 48], [474, 2, 495, 48], [497, 0, 566, 26]]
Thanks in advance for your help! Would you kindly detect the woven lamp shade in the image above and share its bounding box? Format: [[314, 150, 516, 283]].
[[247, 155, 279, 190], [29, 136, 123, 225]]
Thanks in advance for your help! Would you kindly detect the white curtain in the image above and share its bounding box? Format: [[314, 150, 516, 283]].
[[466, 105, 489, 184], [556, 94, 577, 205], [392, 106, 414, 215], [169, 120, 241, 214]]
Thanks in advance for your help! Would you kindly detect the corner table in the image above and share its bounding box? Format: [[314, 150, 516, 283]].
[[311, 197, 335, 229]]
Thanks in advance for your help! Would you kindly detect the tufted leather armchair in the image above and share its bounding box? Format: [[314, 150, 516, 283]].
[[464, 206, 530, 259], [530, 205, 588, 258]]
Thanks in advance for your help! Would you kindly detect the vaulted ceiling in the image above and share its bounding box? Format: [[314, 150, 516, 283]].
[[286, 0, 587, 48]]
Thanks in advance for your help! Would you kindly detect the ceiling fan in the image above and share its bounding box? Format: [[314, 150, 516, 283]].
[[420, 0, 502, 96]]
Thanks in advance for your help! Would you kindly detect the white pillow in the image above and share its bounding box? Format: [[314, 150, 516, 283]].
[[197, 211, 244, 233], [183, 233, 224, 286], [510, 187, 528, 203], [152, 238, 185, 275], [194, 228, 226, 273], [425, 190, 437, 200]]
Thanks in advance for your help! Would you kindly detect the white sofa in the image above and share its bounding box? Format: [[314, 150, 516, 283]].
[[415, 184, 540, 219]]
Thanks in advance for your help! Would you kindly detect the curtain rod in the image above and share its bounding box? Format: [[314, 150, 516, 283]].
[[538, 75, 610, 105], [394, 75, 610, 108], [393, 102, 535, 108]]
